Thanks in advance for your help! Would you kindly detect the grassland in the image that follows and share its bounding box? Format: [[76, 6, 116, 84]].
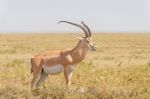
[[0, 33, 150, 99]]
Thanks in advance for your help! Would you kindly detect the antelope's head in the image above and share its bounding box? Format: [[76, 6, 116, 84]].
[[58, 21, 97, 51]]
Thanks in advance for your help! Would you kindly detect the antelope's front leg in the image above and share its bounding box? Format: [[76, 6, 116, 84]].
[[67, 71, 73, 86], [63, 66, 69, 86], [67, 66, 74, 86], [63, 65, 74, 86]]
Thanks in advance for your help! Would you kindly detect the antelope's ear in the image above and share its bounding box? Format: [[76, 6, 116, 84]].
[[74, 36, 83, 40]]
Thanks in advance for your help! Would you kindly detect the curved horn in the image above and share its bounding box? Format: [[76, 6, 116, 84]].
[[81, 21, 92, 37], [58, 21, 89, 37]]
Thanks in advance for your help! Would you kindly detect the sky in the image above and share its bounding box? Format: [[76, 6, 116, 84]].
[[0, 0, 150, 33]]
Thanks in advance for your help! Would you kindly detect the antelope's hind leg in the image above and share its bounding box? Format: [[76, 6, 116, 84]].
[[31, 74, 41, 89], [31, 58, 41, 89], [31, 69, 48, 89], [35, 69, 48, 87]]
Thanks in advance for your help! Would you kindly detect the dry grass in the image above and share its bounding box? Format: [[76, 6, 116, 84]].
[[0, 33, 150, 99]]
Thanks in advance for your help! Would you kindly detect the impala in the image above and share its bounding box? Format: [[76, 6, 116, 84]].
[[31, 21, 97, 89]]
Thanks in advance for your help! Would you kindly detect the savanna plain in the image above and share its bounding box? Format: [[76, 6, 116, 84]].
[[0, 33, 150, 99]]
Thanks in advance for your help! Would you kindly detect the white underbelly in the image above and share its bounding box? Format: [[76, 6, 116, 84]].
[[43, 64, 64, 75]]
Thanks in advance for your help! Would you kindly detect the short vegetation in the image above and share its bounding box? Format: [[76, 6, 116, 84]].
[[0, 33, 150, 99]]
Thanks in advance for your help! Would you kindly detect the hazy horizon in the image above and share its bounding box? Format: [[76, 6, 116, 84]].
[[0, 0, 150, 33]]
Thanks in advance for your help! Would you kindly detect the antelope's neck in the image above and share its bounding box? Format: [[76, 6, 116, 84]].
[[71, 43, 88, 62]]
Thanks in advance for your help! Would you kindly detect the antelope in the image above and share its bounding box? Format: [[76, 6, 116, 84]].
[[31, 21, 97, 89]]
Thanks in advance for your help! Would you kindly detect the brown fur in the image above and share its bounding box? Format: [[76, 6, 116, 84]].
[[31, 39, 91, 88]]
